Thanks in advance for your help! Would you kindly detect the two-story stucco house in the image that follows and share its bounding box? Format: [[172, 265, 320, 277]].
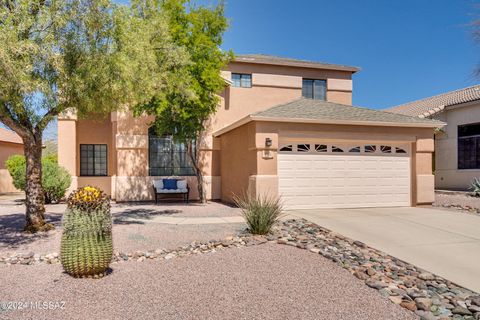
[[388, 85, 480, 191], [58, 54, 443, 209]]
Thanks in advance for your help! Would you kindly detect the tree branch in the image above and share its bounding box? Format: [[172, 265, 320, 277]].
[[0, 103, 28, 138]]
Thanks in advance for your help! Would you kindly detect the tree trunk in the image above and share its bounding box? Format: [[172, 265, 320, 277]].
[[187, 140, 206, 204], [23, 133, 50, 232]]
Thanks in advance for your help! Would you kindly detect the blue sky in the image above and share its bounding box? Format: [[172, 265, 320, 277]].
[[220, 0, 479, 109]]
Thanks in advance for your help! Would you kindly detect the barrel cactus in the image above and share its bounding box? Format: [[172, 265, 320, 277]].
[[60, 186, 113, 277]]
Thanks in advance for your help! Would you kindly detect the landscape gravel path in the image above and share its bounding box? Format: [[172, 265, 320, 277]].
[[0, 200, 244, 256], [0, 243, 415, 320]]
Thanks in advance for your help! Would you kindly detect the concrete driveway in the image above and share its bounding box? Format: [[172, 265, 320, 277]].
[[286, 206, 480, 293]]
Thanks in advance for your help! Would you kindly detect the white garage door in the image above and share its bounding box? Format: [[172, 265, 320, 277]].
[[278, 142, 411, 209]]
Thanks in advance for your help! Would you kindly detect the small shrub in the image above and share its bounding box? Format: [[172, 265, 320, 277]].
[[61, 186, 112, 277], [5, 154, 71, 203], [43, 160, 71, 204], [5, 154, 26, 190], [471, 178, 480, 197], [233, 192, 284, 235]]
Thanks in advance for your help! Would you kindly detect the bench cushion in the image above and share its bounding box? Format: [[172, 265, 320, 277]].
[[177, 180, 187, 189], [163, 179, 177, 190], [153, 180, 163, 190]]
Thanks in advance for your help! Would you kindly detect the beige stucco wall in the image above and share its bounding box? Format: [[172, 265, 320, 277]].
[[0, 141, 23, 193], [214, 62, 353, 131], [434, 102, 480, 190], [219, 121, 436, 206], [220, 122, 257, 202]]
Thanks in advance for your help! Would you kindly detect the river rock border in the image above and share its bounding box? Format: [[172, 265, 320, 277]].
[[273, 219, 480, 320], [0, 235, 268, 266]]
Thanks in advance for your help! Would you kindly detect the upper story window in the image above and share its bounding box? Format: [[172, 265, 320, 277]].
[[302, 79, 326, 100], [231, 73, 252, 88], [458, 123, 480, 169], [80, 144, 107, 176]]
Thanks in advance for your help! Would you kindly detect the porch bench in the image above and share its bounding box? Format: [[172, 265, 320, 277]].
[[153, 179, 190, 204]]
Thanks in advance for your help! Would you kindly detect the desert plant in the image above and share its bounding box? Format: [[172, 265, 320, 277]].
[[233, 192, 284, 235], [5, 154, 26, 191], [471, 178, 480, 197], [61, 186, 113, 277], [42, 160, 71, 204], [5, 154, 71, 204]]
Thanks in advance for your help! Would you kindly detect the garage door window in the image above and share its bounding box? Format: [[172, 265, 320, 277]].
[[297, 144, 310, 152], [315, 144, 327, 152], [279, 145, 293, 152], [380, 145, 392, 153], [279, 143, 409, 155]]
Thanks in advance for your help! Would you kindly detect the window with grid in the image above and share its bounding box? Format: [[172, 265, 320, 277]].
[[231, 73, 252, 88], [302, 79, 327, 100], [458, 123, 480, 169], [148, 129, 196, 176], [80, 144, 107, 176]]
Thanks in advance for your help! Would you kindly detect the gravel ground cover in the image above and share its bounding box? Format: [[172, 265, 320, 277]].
[[0, 243, 416, 320], [0, 200, 243, 257], [275, 219, 480, 320], [434, 192, 480, 216]]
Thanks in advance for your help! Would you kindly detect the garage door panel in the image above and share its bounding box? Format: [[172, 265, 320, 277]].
[[278, 153, 411, 209]]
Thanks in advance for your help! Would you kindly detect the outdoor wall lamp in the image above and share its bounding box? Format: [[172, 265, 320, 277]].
[[265, 137, 272, 147]]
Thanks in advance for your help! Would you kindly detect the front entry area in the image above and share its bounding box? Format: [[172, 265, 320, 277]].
[[278, 142, 411, 209]]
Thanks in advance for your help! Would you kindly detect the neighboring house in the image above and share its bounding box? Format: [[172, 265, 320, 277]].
[[0, 127, 23, 193], [387, 85, 480, 191], [58, 54, 442, 209]]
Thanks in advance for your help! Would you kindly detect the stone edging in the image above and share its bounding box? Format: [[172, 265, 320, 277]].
[[273, 219, 480, 320], [0, 235, 268, 266]]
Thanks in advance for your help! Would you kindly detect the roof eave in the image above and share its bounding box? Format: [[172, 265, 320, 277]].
[[232, 58, 360, 73], [213, 115, 445, 137]]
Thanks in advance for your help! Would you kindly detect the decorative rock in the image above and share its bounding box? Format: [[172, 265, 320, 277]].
[[414, 310, 437, 320], [400, 300, 417, 311], [389, 296, 403, 304], [418, 273, 435, 281], [470, 305, 480, 313], [415, 298, 433, 311], [471, 296, 480, 307], [452, 306, 472, 316], [365, 280, 388, 290], [353, 270, 369, 280]]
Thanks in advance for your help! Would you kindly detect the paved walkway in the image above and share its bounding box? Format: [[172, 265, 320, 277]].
[[124, 215, 245, 225], [285, 207, 480, 293]]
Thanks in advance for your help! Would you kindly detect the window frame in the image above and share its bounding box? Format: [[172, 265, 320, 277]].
[[302, 78, 327, 100], [458, 123, 480, 170], [148, 130, 196, 176], [79, 144, 108, 177], [231, 73, 252, 88]]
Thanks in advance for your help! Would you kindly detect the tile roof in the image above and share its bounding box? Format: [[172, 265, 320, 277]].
[[0, 127, 22, 144], [234, 54, 360, 73], [253, 98, 444, 127], [387, 84, 480, 118]]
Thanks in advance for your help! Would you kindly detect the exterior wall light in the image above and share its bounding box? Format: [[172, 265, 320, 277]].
[[265, 137, 272, 147]]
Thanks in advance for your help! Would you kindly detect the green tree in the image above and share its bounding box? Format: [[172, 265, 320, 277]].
[[134, 0, 232, 203], [0, 0, 162, 231]]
